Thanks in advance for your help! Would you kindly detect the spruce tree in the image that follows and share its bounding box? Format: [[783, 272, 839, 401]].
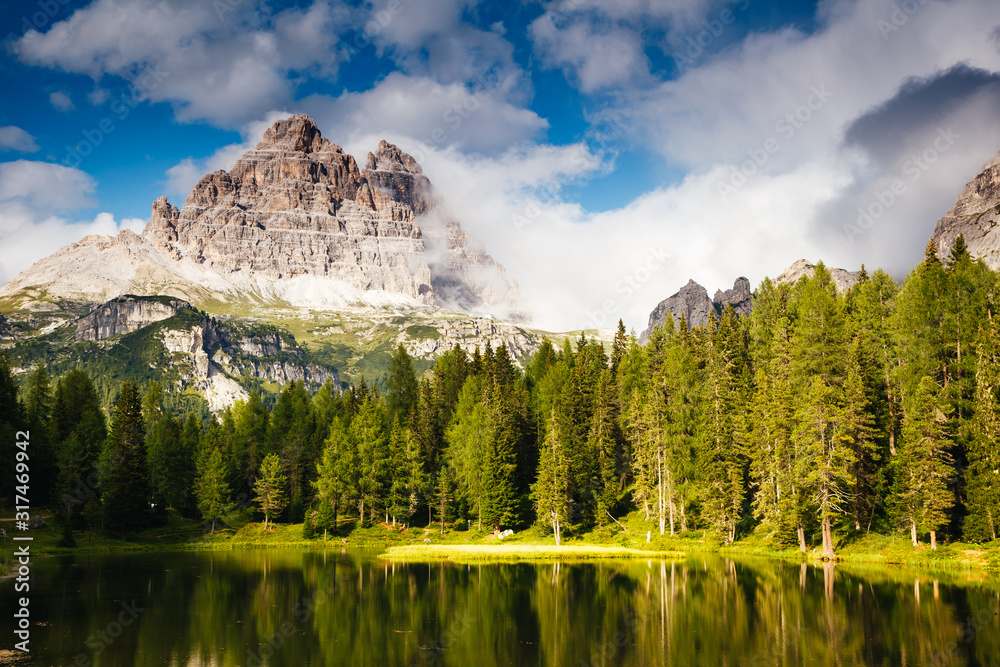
[[892, 376, 954, 549], [100, 382, 150, 538], [254, 453, 288, 531], [532, 410, 570, 545], [966, 322, 1000, 541], [195, 449, 232, 534]]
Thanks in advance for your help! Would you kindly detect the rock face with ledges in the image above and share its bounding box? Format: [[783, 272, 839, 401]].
[[641, 277, 753, 341], [75, 296, 193, 341], [930, 153, 1000, 267], [774, 259, 859, 293], [1, 115, 521, 319]]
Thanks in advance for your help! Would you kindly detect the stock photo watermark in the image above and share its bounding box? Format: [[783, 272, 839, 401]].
[[60, 65, 170, 170], [3, 0, 72, 54], [585, 246, 671, 330], [876, 0, 930, 40], [673, 0, 752, 72], [843, 126, 959, 245], [716, 84, 833, 200]]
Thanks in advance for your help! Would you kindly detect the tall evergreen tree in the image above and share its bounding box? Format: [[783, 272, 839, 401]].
[[254, 453, 288, 531], [532, 410, 570, 545], [195, 448, 232, 534], [891, 376, 954, 548], [966, 322, 1000, 541], [100, 382, 150, 538]]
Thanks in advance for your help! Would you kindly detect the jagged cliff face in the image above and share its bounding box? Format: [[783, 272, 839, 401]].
[[930, 154, 1000, 267], [641, 277, 751, 341], [774, 259, 859, 293], [75, 296, 192, 341], [1, 115, 520, 319], [641, 260, 859, 341]]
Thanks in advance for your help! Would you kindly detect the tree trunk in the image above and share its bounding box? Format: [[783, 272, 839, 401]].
[[553, 518, 561, 546], [657, 449, 665, 536], [680, 499, 687, 532], [360, 499, 365, 528], [667, 470, 675, 537], [797, 524, 806, 555], [911, 520, 918, 547], [930, 529, 937, 550], [211, 518, 216, 535], [822, 516, 835, 560]]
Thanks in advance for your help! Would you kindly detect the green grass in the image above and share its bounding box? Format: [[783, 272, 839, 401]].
[[381, 543, 686, 562], [3, 508, 997, 573]]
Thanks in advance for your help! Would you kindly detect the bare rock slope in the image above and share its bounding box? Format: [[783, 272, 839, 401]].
[[930, 153, 1000, 266], [1, 115, 521, 319]]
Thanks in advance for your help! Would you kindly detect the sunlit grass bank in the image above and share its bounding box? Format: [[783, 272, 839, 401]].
[[2, 509, 997, 574], [380, 543, 686, 562]]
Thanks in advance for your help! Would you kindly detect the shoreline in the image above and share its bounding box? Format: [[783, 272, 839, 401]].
[[2, 517, 998, 573]]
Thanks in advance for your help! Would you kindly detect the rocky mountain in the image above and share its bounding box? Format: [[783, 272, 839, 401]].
[[930, 153, 1000, 267], [774, 259, 860, 292], [3, 295, 337, 412], [0, 115, 522, 320], [641, 260, 860, 342], [641, 277, 752, 341]]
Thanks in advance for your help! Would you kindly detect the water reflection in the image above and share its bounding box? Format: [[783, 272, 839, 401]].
[[4, 549, 999, 666]]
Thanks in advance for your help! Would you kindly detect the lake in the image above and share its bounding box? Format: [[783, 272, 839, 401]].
[[4, 549, 999, 666]]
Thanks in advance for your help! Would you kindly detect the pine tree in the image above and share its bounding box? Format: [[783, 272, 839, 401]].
[[254, 453, 288, 531], [611, 319, 627, 378], [313, 419, 356, 536], [532, 410, 570, 545], [195, 449, 232, 534], [892, 376, 954, 549], [352, 394, 388, 525], [100, 382, 150, 538], [446, 378, 489, 530], [966, 322, 1000, 541], [24, 365, 56, 507], [386, 343, 419, 425], [590, 371, 621, 523], [793, 377, 856, 560], [480, 380, 519, 533]]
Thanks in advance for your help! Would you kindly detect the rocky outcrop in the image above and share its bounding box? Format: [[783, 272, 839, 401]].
[[75, 296, 193, 341], [929, 153, 1000, 267], [401, 318, 536, 361], [1, 115, 521, 320], [159, 316, 337, 411], [641, 277, 752, 341], [774, 259, 859, 292]]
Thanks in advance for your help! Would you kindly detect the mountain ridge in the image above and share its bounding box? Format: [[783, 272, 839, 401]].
[[1, 115, 523, 321]]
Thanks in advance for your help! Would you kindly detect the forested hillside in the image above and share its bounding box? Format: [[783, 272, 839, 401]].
[[1, 236, 998, 556]]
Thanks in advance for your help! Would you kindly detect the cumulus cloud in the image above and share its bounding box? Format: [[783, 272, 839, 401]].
[[49, 90, 73, 111], [0, 127, 39, 153], [0, 160, 143, 283], [14, 0, 354, 126], [529, 12, 651, 93]]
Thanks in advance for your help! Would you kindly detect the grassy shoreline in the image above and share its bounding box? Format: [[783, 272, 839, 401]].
[[2, 512, 998, 573]]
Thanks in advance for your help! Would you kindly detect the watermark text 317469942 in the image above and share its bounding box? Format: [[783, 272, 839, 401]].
[[12, 430, 33, 653]]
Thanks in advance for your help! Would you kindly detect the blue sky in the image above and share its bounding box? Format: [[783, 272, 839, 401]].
[[2, 0, 1000, 331]]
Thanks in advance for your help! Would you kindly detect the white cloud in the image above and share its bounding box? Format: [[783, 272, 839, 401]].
[[301, 73, 548, 155], [0, 160, 143, 284], [0, 160, 95, 209], [15, 0, 354, 126], [49, 90, 74, 111], [529, 13, 650, 93], [0, 127, 39, 153]]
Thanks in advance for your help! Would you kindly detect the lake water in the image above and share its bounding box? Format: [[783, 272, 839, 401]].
[[4, 548, 999, 666]]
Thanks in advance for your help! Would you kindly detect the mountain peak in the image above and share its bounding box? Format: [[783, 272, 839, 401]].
[[930, 151, 1000, 267], [1, 115, 522, 321], [367, 140, 423, 174], [256, 114, 334, 154]]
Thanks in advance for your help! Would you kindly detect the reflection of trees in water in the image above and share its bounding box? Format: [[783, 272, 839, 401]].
[[20, 551, 1000, 666]]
